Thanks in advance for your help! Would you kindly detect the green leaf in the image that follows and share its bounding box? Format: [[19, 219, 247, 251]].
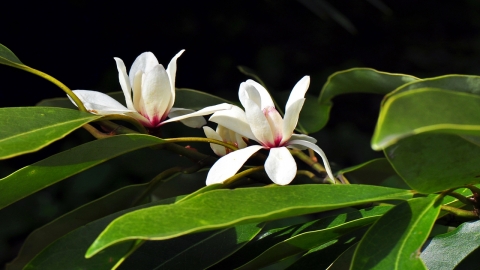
[[421, 220, 480, 270], [22, 196, 182, 270], [236, 206, 391, 269], [385, 74, 480, 100], [385, 133, 480, 193], [86, 185, 414, 257], [317, 68, 419, 131], [337, 158, 409, 189], [372, 88, 480, 150], [324, 242, 358, 270], [122, 223, 263, 270], [0, 107, 100, 159], [351, 195, 441, 269], [0, 134, 166, 209], [0, 43, 23, 66], [7, 184, 151, 269]]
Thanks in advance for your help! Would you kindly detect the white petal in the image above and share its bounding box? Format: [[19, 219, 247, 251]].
[[203, 126, 226, 156], [165, 49, 185, 111], [265, 147, 297, 185], [168, 108, 206, 128], [132, 70, 143, 113], [142, 64, 172, 121], [281, 98, 305, 144], [235, 132, 248, 149], [206, 145, 264, 185], [246, 80, 275, 109], [113, 57, 135, 110], [129, 52, 159, 85], [244, 99, 274, 145], [209, 106, 256, 141], [287, 139, 335, 181], [288, 134, 317, 149], [239, 82, 262, 109], [286, 76, 310, 112], [162, 104, 232, 127], [70, 90, 133, 114]]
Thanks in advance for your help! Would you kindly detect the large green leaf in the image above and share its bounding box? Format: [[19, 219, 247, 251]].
[[0, 107, 100, 159], [351, 195, 441, 269], [0, 43, 23, 66], [385, 133, 480, 193], [421, 220, 480, 270], [372, 88, 480, 150], [316, 68, 419, 131], [236, 206, 391, 269], [86, 185, 414, 257], [22, 196, 181, 270], [120, 223, 263, 270], [385, 74, 480, 100], [0, 134, 166, 209]]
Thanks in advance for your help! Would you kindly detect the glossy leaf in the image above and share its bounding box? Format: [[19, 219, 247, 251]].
[[22, 196, 181, 270], [351, 195, 441, 269], [337, 158, 409, 189], [0, 134, 166, 209], [123, 223, 263, 270], [0, 43, 23, 66], [86, 185, 414, 257], [421, 220, 480, 270], [237, 206, 391, 269], [385, 133, 480, 193], [326, 242, 358, 270], [0, 107, 100, 159], [385, 74, 480, 100], [317, 68, 419, 131], [373, 88, 480, 150]]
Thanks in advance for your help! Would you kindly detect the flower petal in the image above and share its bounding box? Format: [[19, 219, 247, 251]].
[[287, 139, 335, 181], [206, 145, 264, 185], [167, 108, 206, 128], [132, 70, 143, 113], [209, 106, 256, 141], [165, 49, 185, 111], [203, 126, 227, 156], [288, 134, 317, 149], [264, 147, 297, 185], [244, 98, 274, 146], [142, 64, 172, 123], [245, 80, 275, 109], [113, 57, 135, 110], [162, 104, 232, 127], [70, 90, 133, 114], [129, 52, 159, 85], [281, 98, 305, 144], [286, 76, 310, 112], [239, 82, 262, 109]]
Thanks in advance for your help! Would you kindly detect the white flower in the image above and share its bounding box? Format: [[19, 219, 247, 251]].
[[203, 117, 248, 156], [206, 76, 334, 185], [69, 50, 231, 128]]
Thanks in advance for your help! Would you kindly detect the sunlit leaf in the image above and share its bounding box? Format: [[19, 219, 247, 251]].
[[317, 68, 418, 131], [385, 133, 480, 193], [351, 195, 441, 269], [0, 107, 100, 159], [421, 220, 480, 270], [372, 88, 480, 150], [237, 206, 391, 269], [86, 185, 414, 257], [0, 134, 166, 209]]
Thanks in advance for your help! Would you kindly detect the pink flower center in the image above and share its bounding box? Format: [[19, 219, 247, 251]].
[[263, 106, 284, 147]]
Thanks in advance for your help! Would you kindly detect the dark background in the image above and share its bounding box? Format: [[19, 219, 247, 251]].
[[2, 0, 480, 267]]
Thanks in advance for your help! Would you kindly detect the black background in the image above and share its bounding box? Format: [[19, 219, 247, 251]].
[[2, 0, 480, 267]]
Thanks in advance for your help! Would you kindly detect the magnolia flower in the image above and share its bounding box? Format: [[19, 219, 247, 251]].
[[203, 118, 248, 156], [70, 50, 231, 128], [206, 76, 335, 185]]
